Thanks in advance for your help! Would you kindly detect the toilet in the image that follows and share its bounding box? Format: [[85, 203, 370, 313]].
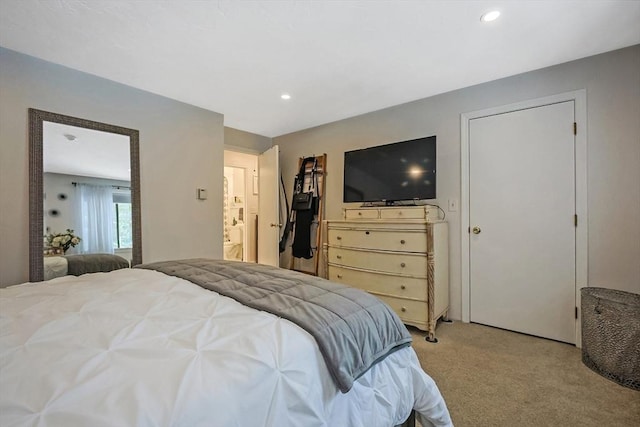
[[224, 224, 243, 260]]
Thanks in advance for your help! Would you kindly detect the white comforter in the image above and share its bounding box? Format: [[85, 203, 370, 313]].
[[0, 268, 451, 427]]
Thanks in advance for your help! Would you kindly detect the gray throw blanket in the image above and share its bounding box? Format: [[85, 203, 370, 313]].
[[64, 253, 130, 276], [136, 258, 412, 393]]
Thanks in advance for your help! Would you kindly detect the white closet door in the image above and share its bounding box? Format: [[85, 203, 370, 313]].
[[469, 101, 576, 343]]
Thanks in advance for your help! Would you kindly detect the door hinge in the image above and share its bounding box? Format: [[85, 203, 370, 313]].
[[573, 122, 577, 135], [468, 226, 470, 234], [574, 214, 578, 227], [575, 306, 578, 319]]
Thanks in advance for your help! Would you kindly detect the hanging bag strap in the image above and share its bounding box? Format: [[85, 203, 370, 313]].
[[292, 157, 315, 211]]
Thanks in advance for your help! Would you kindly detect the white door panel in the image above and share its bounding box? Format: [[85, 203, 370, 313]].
[[258, 145, 279, 267], [469, 101, 576, 343]]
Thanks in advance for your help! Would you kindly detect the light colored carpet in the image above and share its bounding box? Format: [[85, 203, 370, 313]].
[[411, 321, 639, 427]]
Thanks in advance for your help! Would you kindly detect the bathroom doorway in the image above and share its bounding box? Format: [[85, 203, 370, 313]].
[[223, 150, 259, 262], [223, 166, 245, 261]]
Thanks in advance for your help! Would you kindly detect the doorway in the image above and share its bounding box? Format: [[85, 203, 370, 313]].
[[461, 91, 587, 345], [223, 145, 281, 267], [223, 166, 246, 261], [223, 150, 259, 262]]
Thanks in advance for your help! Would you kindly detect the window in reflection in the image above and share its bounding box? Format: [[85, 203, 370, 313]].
[[113, 196, 132, 249]]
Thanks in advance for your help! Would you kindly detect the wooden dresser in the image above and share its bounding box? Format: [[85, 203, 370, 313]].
[[325, 206, 448, 341]]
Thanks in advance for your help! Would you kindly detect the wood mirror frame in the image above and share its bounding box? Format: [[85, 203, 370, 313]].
[[29, 108, 142, 281]]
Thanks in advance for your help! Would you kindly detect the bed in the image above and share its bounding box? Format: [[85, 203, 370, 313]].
[[0, 259, 452, 427], [43, 253, 130, 280]]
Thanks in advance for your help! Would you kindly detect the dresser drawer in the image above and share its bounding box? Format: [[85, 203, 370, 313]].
[[327, 228, 427, 253], [325, 216, 448, 340], [328, 247, 427, 277], [328, 266, 427, 301], [343, 206, 440, 221], [344, 208, 379, 220], [379, 207, 428, 220], [377, 295, 428, 324]]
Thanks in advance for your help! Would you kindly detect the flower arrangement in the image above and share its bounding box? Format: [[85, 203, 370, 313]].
[[44, 229, 81, 254]]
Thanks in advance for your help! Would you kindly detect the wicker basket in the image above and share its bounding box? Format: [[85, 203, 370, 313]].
[[581, 287, 640, 391]]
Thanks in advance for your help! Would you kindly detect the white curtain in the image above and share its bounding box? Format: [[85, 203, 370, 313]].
[[76, 184, 115, 254]]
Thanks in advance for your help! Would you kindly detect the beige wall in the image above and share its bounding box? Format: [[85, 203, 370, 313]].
[[274, 45, 640, 320], [0, 47, 227, 286]]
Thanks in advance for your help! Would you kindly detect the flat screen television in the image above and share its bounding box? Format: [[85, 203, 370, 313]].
[[343, 136, 436, 204]]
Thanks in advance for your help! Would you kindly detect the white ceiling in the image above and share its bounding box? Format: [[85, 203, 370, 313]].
[[44, 122, 130, 181], [1, 0, 639, 137]]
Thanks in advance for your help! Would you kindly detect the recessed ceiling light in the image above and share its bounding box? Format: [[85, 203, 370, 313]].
[[281, 93, 291, 100], [480, 10, 500, 22], [63, 133, 77, 142]]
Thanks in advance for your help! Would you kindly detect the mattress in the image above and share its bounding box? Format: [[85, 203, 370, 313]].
[[0, 267, 452, 427]]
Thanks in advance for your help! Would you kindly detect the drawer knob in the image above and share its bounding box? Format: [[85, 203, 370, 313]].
[[400, 262, 406, 268], [400, 239, 406, 244], [358, 212, 362, 215], [401, 307, 407, 312], [337, 274, 342, 279], [398, 211, 403, 216], [365, 231, 370, 235], [401, 285, 406, 290], [336, 255, 342, 259], [337, 236, 342, 240]]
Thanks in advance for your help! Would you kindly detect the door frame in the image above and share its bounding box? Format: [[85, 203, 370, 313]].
[[460, 90, 587, 347]]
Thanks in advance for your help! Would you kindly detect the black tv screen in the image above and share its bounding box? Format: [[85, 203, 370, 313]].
[[343, 136, 436, 203]]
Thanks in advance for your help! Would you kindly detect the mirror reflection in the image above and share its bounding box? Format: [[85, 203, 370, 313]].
[[29, 109, 141, 282], [42, 123, 132, 280], [43, 122, 132, 264]]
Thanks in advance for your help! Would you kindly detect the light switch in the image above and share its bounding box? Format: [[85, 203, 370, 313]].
[[197, 188, 207, 200], [448, 199, 458, 212]]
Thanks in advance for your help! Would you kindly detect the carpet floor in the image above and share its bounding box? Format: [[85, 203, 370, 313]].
[[411, 321, 639, 427]]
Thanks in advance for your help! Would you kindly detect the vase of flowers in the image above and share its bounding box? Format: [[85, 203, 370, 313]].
[[44, 229, 81, 254]]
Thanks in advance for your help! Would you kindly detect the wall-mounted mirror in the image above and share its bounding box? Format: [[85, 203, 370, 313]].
[[29, 109, 141, 281]]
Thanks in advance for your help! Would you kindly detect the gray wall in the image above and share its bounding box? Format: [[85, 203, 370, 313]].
[[274, 45, 640, 320], [0, 47, 227, 286], [224, 126, 272, 153]]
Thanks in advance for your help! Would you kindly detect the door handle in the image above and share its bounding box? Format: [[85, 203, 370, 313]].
[[270, 223, 282, 227], [472, 226, 481, 234]]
